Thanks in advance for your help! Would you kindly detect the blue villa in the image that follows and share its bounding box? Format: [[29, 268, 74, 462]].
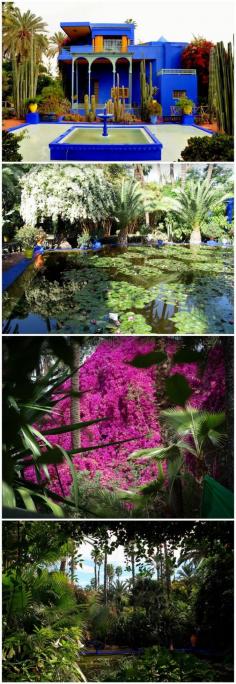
[[58, 22, 198, 116]]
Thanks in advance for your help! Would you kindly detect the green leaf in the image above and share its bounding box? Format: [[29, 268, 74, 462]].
[[165, 373, 193, 406], [128, 444, 177, 461], [42, 417, 107, 436], [37, 447, 65, 466], [20, 426, 41, 459], [2, 482, 16, 508], [16, 487, 37, 511], [173, 349, 204, 364], [167, 455, 184, 481], [130, 351, 167, 368], [33, 493, 64, 517]]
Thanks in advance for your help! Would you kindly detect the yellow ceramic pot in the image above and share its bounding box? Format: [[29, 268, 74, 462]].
[[29, 103, 38, 113], [24, 248, 34, 258], [183, 105, 192, 114]]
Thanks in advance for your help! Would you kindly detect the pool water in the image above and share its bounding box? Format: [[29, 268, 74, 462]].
[[60, 127, 152, 145], [12, 123, 211, 162], [2, 245, 233, 334]]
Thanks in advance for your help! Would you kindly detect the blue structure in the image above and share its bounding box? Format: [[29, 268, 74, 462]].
[[49, 124, 163, 160], [58, 23, 197, 117], [225, 197, 234, 223]]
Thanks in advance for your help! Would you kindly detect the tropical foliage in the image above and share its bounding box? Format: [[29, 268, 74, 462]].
[[3, 336, 233, 518], [2, 521, 234, 682], [2, 4, 48, 117]]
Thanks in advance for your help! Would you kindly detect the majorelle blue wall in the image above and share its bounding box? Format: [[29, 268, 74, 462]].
[[157, 72, 197, 116], [59, 30, 198, 111]]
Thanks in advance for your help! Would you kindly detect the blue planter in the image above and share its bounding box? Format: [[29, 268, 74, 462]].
[[26, 111, 40, 124], [150, 115, 157, 124], [182, 113, 194, 126]]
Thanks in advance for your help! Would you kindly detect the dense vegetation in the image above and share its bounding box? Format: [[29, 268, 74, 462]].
[[3, 163, 234, 245], [3, 336, 233, 518], [2, 521, 234, 681]]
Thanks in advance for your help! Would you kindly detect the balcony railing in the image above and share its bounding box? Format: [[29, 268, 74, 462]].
[[60, 44, 131, 55], [157, 68, 197, 75]]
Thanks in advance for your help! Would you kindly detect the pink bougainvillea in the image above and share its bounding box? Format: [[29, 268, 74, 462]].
[[25, 338, 226, 498]]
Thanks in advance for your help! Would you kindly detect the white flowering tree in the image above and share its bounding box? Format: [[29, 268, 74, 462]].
[[20, 165, 116, 233]]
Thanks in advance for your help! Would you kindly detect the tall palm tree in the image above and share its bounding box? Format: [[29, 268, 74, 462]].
[[112, 178, 145, 245], [3, 7, 48, 116], [91, 548, 99, 590], [115, 566, 123, 579], [97, 553, 104, 587], [125, 543, 137, 586], [159, 179, 231, 243], [103, 549, 108, 605], [48, 31, 66, 57], [91, 548, 104, 590], [106, 563, 115, 589]]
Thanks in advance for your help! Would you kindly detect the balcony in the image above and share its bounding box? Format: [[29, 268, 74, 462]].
[[59, 41, 133, 58]]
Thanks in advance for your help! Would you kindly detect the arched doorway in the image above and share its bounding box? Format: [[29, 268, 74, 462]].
[[90, 57, 114, 106], [115, 57, 132, 107]]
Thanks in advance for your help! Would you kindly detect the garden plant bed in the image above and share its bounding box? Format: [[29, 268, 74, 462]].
[[3, 245, 234, 335]]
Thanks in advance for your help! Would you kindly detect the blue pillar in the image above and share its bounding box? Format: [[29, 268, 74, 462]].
[[225, 197, 234, 224]]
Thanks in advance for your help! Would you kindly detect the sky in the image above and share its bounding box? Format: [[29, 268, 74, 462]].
[[63, 540, 181, 587], [71, 541, 132, 587], [13, 0, 234, 45]]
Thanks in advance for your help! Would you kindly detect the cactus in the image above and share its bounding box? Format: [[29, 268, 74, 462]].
[[140, 60, 157, 121], [84, 93, 96, 122], [112, 73, 125, 122], [107, 99, 114, 115], [208, 41, 234, 135], [84, 94, 89, 119], [91, 94, 96, 116]]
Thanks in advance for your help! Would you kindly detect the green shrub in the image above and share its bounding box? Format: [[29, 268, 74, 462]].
[[2, 130, 23, 161], [2, 107, 15, 119], [180, 134, 234, 161], [2, 627, 85, 682], [92, 646, 229, 682], [16, 225, 40, 249], [39, 84, 70, 116]]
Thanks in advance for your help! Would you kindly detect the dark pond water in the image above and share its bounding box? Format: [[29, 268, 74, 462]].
[[2, 245, 234, 334]]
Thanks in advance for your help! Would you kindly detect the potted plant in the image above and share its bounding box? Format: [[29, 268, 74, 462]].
[[16, 225, 40, 258], [25, 97, 40, 113], [175, 96, 195, 125], [148, 99, 162, 124]]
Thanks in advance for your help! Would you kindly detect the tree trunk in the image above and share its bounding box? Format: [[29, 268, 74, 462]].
[[170, 163, 175, 184], [157, 164, 163, 185], [118, 226, 128, 246], [206, 164, 213, 183], [98, 565, 101, 587], [94, 561, 97, 590], [60, 558, 66, 572], [222, 337, 234, 489], [181, 163, 187, 187], [103, 551, 108, 605], [189, 226, 201, 244], [131, 551, 135, 586], [164, 541, 171, 604], [70, 343, 81, 450]]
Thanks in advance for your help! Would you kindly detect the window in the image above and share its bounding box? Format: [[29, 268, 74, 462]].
[[172, 90, 187, 98], [104, 38, 122, 52]]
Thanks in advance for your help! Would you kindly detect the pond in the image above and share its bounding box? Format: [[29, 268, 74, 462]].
[[11, 122, 211, 162], [2, 245, 234, 334]]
